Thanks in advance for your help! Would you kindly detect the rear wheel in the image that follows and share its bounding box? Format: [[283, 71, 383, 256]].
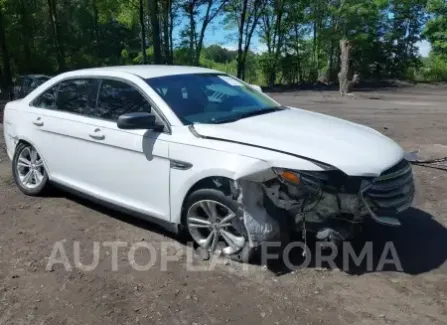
[[12, 143, 49, 196]]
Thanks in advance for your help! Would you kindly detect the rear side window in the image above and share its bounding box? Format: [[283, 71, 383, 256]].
[[32, 86, 58, 109], [96, 79, 151, 121], [56, 79, 98, 116], [32, 78, 98, 115]]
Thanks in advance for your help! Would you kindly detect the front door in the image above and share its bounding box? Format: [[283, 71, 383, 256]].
[[76, 78, 171, 221]]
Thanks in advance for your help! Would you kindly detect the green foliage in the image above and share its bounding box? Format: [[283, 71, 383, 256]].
[[0, 0, 445, 87], [133, 47, 155, 64], [203, 45, 238, 64], [415, 54, 447, 81], [423, 0, 447, 56], [200, 46, 262, 84]]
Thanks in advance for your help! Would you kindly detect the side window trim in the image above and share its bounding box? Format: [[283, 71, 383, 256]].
[[29, 75, 171, 134], [95, 79, 102, 110]]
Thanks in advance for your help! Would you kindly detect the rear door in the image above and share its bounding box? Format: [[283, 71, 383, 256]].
[[27, 78, 100, 186]]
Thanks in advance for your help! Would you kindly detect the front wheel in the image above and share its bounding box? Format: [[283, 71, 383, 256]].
[[183, 188, 256, 262], [12, 143, 49, 196]]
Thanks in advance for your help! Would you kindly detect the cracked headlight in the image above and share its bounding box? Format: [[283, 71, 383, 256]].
[[273, 168, 328, 192]]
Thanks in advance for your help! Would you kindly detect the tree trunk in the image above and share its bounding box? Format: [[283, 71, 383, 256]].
[[271, 0, 285, 87], [139, 0, 148, 64], [241, 0, 264, 81], [148, 0, 162, 64], [236, 0, 248, 79], [195, 21, 208, 66], [338, 39, 351, 96], [312, 20, 317, 80], [92, 0, 100, 57], [328, 40, 334, 83], [18, 0, 32, 73], [0, 7, 13, 96], [162, 0, 170, 64], [262, 14, 274, 86], [194, 0, 212, 66], [47, 0, 66, 71], [188, 1, 196, 65], [293, 23, 301, 83], [168, 0, 174, 64]]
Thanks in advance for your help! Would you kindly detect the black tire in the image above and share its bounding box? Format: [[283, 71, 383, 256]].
[[12, 142, 49, 196], [183, 188, 257, 263]]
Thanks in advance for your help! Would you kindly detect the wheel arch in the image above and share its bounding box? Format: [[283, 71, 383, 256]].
[[170, 160, 276, 226], [179, 175, 235, 224], [16, 139, 32, 147]]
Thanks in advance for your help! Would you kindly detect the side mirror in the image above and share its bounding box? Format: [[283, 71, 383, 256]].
[[250, 84, 263, 93], [117, 112, 163, 131]]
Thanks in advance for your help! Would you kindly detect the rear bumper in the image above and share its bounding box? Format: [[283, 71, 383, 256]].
[[3, 122, 16, 161]]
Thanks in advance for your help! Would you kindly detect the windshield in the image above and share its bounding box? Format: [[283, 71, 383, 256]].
[[145, 73, 282, 125]]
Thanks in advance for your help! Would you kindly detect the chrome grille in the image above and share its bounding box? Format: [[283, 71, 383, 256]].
[[363, 159, 415, 217]]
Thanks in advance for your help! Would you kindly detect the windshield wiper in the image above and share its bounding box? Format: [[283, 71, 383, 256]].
[[210, 106, 286, 124]]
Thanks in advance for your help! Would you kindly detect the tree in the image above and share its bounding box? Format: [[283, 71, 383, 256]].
[[0, 0, 435, 86], [179, 0, 228, 65], [423, 0, 447, 57], [0, 1, 12, 93], [259, 0, 287, 87], [15, 0, 33, 72], [386, 0, 428, 78], [160, 0, 174, 64], [183, 0, 197, 64], [47, 0, 66, 71], [139, 0, 148, 63], [92, 0, 100, 56], [204, 44, 238, 63], [338, 39, 350, 95], [227, 0, 267, 79], [195, 0, 228, 65], [148, 0, 162, 63]]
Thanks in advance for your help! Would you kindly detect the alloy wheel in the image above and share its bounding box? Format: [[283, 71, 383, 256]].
[[16, 146, 45, 190], [187, 200, 246, 256]]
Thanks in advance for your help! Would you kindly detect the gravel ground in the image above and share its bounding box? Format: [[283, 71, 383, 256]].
[[0, 85, 446, 325]]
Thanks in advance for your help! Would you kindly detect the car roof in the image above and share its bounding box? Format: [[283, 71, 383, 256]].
[[65, 65, 221, 79]]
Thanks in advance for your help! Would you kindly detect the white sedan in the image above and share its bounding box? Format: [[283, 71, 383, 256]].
[[3, 66, 414, 261]]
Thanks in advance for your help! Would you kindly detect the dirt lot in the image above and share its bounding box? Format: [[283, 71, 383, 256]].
[[0, 85, 446, 325]]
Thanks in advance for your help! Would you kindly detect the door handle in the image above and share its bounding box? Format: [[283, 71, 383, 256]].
[[89, 128, 105, 140], [33, 118, 44, 127]]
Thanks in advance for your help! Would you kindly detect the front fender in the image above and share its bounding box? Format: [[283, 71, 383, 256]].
[[169, 142, 274, 224]]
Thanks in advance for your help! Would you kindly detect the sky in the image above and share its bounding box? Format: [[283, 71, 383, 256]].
[[198, 16, 432, 57], [415, 40, 431, 57], [203, 28, 432, 57]]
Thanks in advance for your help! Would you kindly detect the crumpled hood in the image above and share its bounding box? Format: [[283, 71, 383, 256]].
[[193, 107, 404, 176]]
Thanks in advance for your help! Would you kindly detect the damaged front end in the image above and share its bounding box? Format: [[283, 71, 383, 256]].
[[236, 159, 415, 248]]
